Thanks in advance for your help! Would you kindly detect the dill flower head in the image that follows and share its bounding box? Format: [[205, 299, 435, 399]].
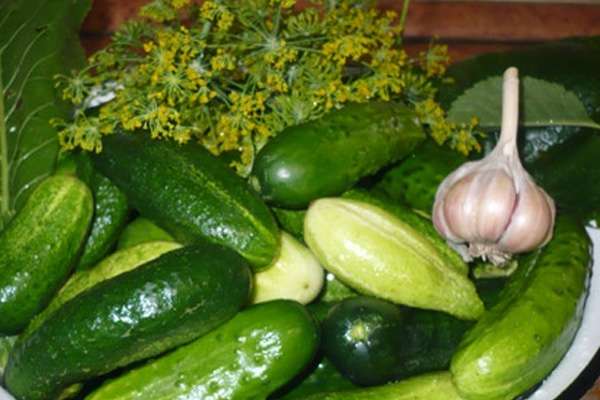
[[55, 0, 481, 174]]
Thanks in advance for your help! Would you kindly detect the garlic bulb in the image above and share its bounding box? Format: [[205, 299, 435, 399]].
[[432, 67, 555, 265]]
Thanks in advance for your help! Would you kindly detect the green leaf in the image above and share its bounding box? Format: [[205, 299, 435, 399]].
[[447, 75, 600, 130], [0, 0, 91, 228]]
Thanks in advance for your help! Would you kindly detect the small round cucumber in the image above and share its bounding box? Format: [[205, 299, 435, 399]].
[[0, 175, 93, 334], [251, 102, 424, 209], [87, 300, 320, 400], [322, 296, 474, 386], [5, 243, 252, 400]]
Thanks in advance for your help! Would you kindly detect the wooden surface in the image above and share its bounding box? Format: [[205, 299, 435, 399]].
[[79, 1, 600, 397], [81, 0, 600, 61]]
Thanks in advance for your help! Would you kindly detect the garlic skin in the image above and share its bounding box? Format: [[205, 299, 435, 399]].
[[433, 67, 555, 265]]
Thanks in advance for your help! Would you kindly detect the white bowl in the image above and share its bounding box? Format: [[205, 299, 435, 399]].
[[1, 228, 599, 400]]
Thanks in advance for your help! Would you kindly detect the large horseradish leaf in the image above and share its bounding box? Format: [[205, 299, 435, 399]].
[[448, 75, 600, 130], [0, 0, 91, 229]]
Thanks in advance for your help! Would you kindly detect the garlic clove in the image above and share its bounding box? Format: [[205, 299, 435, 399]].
[[498, 177, 555, 254]]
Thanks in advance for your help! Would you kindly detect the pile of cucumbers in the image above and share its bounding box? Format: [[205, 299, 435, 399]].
[[0, 97, 593, 400]]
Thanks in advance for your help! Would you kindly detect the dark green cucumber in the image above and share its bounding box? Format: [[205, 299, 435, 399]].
[[92, 133, 279, 269], [4, 243, 252, 400], [22, 241, 181, 340], [451, 216, 591, 400], [251, 102, 425, 209], [117, 217, 175, 250], [74, 154, 130, 270], [274, 358, 356, 400], [322, 296, 473, 386], [87, 300, 319, 400], [301, 371, 464, 400], [373, 140, 466, 214], [272, 207, 307, 243], [0, 175, 93, 334]]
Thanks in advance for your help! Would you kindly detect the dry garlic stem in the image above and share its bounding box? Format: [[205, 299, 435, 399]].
[[432, 67, 556, 265]]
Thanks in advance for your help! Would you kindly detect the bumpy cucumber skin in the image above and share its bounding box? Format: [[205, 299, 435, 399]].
[[87, 300, 319, 400], [56, 152, 130, 271], [373, 140, 466, 214], [301, 372, 464, 400], [251, 102, 425, 209], [93, 133, 279, 270], [76, 172, 129, 270], [450, 216, 591, 400], [117, 217, 175, 250], [0, 175, 93, 335], [4, 244, 252, 400], [22, 241, 181, 340]]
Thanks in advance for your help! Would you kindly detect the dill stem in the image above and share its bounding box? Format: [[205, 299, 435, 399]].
[[399, 0, 411, 33]]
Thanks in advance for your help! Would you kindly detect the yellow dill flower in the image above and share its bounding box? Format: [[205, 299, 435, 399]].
[[57, 0, 478, 176]]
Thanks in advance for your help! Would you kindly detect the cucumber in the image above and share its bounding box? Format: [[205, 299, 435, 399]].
[[274, 358, 356, 400], [450, 216, 591, 400], [253, 232, 324, 305], [87, 300, 320, 400], [57, 152, 130, 270], [373, 140, 466, 214], [304, 195, 482, 320], [117, 217, 175, 250], [272, 207, 307, 243], [92, 132, 279, 270], [0, 175, 93, 334], [251, 102, 425, 209], [0, 336, 16, 377], [300, 371, 464, 400], [322, 296, 473, 386], [22, 241, 181, 340], [4, 243, 252, 400], [343, 190, 468, 275]]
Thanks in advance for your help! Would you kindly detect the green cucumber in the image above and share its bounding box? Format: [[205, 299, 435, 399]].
[[4, 243, 252, 400], [251, 102, 425, 209], [301, 371, 464, 400], [322, 296, 473, 386], [343, 189, 468, 275], [304, 195, 482, 320], [272, 207, 307, 243], [373, 140, 466, 214], [87, 300, 320, 400], [274, 358, 356, 400], [0, 175, 93, 334], [0, 336, 16, 377], [92, 132, 279, 269], [117, 217, 175, 250], [23, 241, 181, 340], [450, 216, 591, 400], [57, 152, 130, 270], [253, 232, 324, 305]]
